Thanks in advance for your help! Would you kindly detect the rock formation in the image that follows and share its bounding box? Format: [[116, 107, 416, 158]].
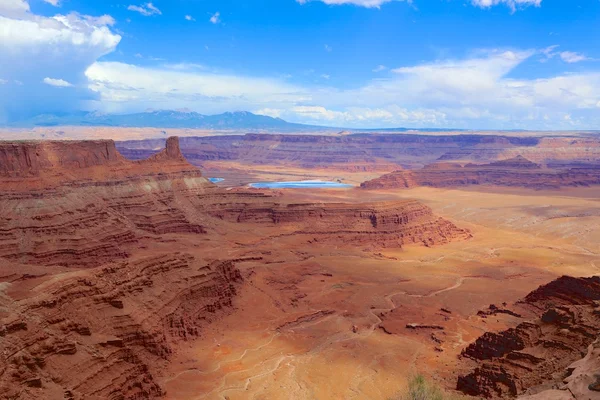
[[457, 276, 600, 398], [201, 200, 472, 248], [116, 133, 600, 171], [0, 137, 210, 267], [0, 137, 471, 399], [0, 253, 243, 400], [361, 156, 600, 190]]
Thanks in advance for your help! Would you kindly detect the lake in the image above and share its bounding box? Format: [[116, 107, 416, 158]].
[[208, 178, 225, 183], [249, 180, 353, 189]]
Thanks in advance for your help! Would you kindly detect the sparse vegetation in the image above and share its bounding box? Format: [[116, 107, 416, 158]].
[[390, 375, 468, 400]]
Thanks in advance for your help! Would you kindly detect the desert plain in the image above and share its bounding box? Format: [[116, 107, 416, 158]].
[[1, 130, 600, 400]]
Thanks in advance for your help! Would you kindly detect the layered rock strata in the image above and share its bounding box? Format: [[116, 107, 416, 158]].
[[457, 276, 600, 398], [361, 156, 600, 190]]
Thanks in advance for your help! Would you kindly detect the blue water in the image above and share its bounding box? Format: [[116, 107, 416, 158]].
[[249, 180, 353, 189], [208, 178, 225, 183]]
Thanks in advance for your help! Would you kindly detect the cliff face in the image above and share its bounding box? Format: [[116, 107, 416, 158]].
[[0, 137, 212, 267], [203, 200, 472, 248], [117, 133, 600, 171], [0, 140, 124, 177], [361, 156, 600, 190], [0, 137, 472, 399], [0, 254, 243, 400], [457, 276, 600, 398]]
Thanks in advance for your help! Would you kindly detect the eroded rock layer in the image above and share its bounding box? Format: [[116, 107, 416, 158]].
[[457, 276, 600, 399], [0, 253, 243, 400], [361, 156, 600, 190], [116, 134, 600, 171], [202, 200, 472, 247], [0, 137, 471, 399], [0, 137, 210, 267]]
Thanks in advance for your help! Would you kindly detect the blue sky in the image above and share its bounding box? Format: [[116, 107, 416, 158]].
[[1, 0, 600, 129]]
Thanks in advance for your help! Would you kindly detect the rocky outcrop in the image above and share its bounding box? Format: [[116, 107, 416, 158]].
[[0, 137, 212, 267], [0, 140, 125, 178], [361, 156, 600, 190], [0, 253, 243, 400], [457, 276, 600, 398], [201, 200, 472, 248], [0, 136, 473, 399], [116, 134, 543, 171], [117, 134, 600, 172]]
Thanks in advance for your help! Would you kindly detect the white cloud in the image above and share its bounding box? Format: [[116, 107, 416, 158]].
[[127, 3, 161, 16], [185, 15, 195, 21], [540, 44, 559, 62], [539, 46, 590, 64], [210, 12, 220, 24], [164, 63, 206, 71], [259, 105, 446, 126], [43, 77, 72, 87], [0, 0, 30, 17], [296, 0, 398, 8], [82, 49, 600, 129], [471, 0, 542, 12], [321, 74, 330, 79], [0, 79, 8, 85], [255, 108, 284, 118], [0, 0, 121, 120], [43, 0, 60, 6], [84, 61, 309, 113], [373, 65, 387, 72], [324, 44, 332, 52], [559, 51, 588, 64]]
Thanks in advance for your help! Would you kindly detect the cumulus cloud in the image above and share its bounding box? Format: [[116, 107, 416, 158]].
[[540, 46, 589, 64], [324, 44, 332, 52], [210, 12, 220, 24], [43, 77, 73, 87], [43, 0, 60, 6], [127, 3, 161, 16], [0, 0, 30, 17], [559, 51, 589, 64], [373, 65, 387, 72], [471, 0, 542, 12], [257, 105, 446, 126], [255, 108, 284, 118], [0, 0, 121, 121], [297, 0, 538, 9], [185, 15, 195, 21], [296, 0, 398, 8], [81, 48, 600, 129], [84, 61, 310, 114]]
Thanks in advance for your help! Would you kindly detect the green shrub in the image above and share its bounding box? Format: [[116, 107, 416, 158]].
[[390, 374, 468, 400]]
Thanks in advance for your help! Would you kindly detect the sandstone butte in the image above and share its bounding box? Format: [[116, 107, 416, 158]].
[[0, 137, 473, 399], [360, 155, 600, 190]]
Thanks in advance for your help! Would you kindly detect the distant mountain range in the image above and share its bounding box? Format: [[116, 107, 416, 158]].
[[4, 110, 476, 133], [6, 110, 333, 131]]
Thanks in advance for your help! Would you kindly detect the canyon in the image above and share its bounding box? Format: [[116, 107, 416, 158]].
[[0, 137, 470, 399], [116, 132, 600, 171], [1, 132, 599, 399], [360, 156, 600, 190]]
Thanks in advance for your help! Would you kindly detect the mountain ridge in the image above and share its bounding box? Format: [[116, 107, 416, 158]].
[[3, 110, 478, 133], [5, 110, 333, 131]]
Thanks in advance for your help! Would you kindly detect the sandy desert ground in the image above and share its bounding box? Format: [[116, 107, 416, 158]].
[[157, 174, 600, 399]]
